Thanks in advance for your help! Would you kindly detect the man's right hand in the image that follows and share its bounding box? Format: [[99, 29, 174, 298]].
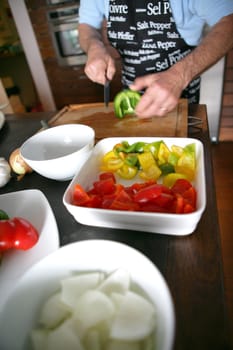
[[84, 45, 116, 85], [79, 23, 116, 85]]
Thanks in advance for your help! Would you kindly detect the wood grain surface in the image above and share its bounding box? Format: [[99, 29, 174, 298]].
[[48, 99, 188, 141]]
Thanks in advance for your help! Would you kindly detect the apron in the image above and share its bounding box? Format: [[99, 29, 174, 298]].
[[107, 0, 200, 103]]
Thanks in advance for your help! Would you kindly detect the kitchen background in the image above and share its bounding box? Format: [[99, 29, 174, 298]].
[[0, 0, 232, 142]]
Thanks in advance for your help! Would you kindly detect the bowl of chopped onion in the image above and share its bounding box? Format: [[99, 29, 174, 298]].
[[0, 240, 175, 350]]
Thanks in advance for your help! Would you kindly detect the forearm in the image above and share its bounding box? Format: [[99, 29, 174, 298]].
[[78, 23, 116, 84], [78, 23, 108, 56], [171, 14, 233, 89]]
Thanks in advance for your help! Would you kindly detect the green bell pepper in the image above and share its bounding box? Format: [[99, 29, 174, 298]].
[[0, 209, 9, 220], [114, 89, 141, 118]]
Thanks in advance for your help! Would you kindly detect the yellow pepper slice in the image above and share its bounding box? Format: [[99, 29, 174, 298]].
[[138, 152, 155, 170], [171, 145, 184, 158], [139, 164, 162, 181], [138, 152, 162, 180], [163, 173, 188, 187], [157, 142, 171, 165], [117, 164, 138, 179], [175, 151, 196, 181], [101, 150, 124, 171]]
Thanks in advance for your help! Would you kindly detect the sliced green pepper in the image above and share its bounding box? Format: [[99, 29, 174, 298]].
[[114, 89, 141, 118], [159, 163, 175, 175], [124, 154, 139, 167], [0, 209, 9, 220]]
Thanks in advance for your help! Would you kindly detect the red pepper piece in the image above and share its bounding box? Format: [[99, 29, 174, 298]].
[[73, 184, 91, 206], [171, 179, 192, 195], [93, 178, 116, 195], [133, 184, 172, 204]]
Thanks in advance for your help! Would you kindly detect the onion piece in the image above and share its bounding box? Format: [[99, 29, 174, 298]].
[[9, 148, 32, 177]]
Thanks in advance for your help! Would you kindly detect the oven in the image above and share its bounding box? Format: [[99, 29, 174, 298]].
[[47, 2, 86, 66]]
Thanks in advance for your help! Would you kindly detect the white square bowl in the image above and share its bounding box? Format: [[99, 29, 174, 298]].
[[63, 137, 206, 235]]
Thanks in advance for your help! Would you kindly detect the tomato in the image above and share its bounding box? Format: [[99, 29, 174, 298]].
[[12, 218, 39, 250], [0, 217, 39, 252], [0, 220, 15, 251]]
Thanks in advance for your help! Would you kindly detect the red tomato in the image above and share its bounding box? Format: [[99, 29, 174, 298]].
[[0, 220, 15, 251], [12, 217, 39, 250], [0, 217, 39, 252]]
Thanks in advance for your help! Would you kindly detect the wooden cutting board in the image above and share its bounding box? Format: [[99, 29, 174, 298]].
[[49, 99, 188, 141]]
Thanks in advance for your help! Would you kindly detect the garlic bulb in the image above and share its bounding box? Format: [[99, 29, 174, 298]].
[[0, 157, 11, 187]]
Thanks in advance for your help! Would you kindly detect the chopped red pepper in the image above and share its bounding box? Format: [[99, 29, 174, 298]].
[[133, 184, 172, 203], [73, 184, 91, 206], [72, 172, 197, 214]]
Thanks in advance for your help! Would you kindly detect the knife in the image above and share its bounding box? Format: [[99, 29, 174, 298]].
[[104, 80, 110, 107]]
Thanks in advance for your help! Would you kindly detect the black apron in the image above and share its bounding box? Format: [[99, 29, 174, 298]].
[[107, 0, 200, 103]]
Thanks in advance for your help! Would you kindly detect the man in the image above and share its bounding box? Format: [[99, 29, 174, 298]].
[[78, 1, 233, 118]]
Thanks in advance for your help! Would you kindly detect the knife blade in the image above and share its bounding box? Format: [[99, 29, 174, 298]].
[[104, 80, 110, 107]]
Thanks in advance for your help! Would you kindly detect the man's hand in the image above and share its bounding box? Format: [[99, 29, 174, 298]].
[[79, 23, 116, 85], [130, 66, 186, 118], [84, 45, 116, 85], [131, 13, 233, 119]]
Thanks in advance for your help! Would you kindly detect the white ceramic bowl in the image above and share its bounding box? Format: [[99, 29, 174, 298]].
[[0, 189, 59, 312], [63, 137, 206, 235], [20, 124, 95, 181], [0, 240, 175, 350]]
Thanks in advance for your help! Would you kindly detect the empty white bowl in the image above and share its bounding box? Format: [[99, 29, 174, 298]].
[[20, 124, 95, 181], [0, 240, 175, 350]]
